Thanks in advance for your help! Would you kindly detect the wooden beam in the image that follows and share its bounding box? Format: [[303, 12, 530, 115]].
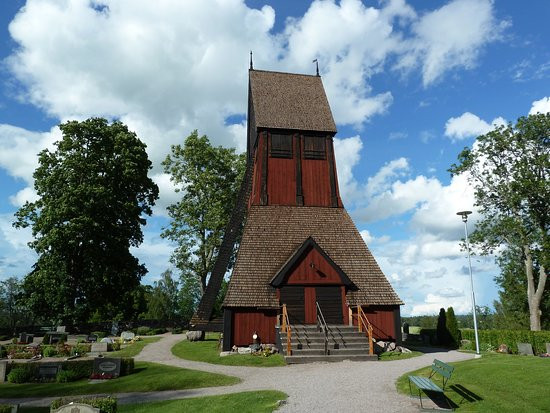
[[326, 136, 338, 207], [260, 131, 268, 205], [295, 134, 304, 206]]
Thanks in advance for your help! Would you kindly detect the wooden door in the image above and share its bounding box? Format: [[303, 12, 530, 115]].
[[280, 286, 305, 324], [315, 286, 343, 324]]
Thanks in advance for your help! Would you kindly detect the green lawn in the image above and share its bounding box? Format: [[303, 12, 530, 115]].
[[109, 336, 161, 357], [396, 353, 550, 412], [17, 391, 288, 413], [378, 350, 423, 361], [0, 361, 239, 398], [171, 333, 286, 367]]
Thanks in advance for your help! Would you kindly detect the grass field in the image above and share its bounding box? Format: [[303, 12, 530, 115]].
[[108, 336, 161, 357], [378, 350, 423, 361], [0, 361, 239, 398], [15, 391, 288, 413], [172, 333, 286, 367], [396, 353, 550, 412]]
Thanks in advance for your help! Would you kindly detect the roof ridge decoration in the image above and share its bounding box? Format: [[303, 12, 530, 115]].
[[270, 236, 357, 289]]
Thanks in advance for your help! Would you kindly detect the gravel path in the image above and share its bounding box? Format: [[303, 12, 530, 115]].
[[4, 333, 475, 412]]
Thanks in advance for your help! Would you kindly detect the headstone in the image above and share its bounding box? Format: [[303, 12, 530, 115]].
[[403, 322, 410, 334], [37, 362, 62, 380], [237, 347, 251, 354], [56, 326, 66, 333], [546, 343, 550, 354], [186, 331, 205, 341], [110, 321, 119, 336], [87, 334, 98, 343], [121, 331, 135, 341], [100, 337, 113, 344], [517, 342, 534, 356], [49, 332, 65, 344], [93, 357, 121, 377], [0, 360, 7, 382], [52, 402, 100, 413], [91, 342, 108, 354], [18, 333, 27, 343]]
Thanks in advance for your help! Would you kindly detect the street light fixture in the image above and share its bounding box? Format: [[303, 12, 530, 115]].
[[456, 210, 480, 356]]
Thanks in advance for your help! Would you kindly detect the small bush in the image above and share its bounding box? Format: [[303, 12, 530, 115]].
[[171, 327, 183, 334], [136, 326, 151, 336], [7, 367, 31, 383], [0, 404, 13, 413], [56, 369, 80, 383], [10, 351, 33, 359], [152, 327, 166, 335], [63, 359, 94, 379], [120, 357, 134, 376], [42, 345, 58, 357], [460, 329, 550, 354], [110, 342, 121, 351], [71, 343, 91, 356], [51, 396, 117, 413], [91, 331, 108, 339]]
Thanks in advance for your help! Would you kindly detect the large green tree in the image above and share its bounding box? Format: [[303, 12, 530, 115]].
[[450, 113, 549, 330], [0, 277, 31, 332], [162, 130, 245, 296], [146, 270, 180, 321], [14, 118, 159, 324]]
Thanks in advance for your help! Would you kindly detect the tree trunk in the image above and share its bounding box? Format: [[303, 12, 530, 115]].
[[524, 245, 547, 331]]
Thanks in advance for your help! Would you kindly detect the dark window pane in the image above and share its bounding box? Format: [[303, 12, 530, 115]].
[[304, 136, 326, 159], [270, 133, 293, 158]]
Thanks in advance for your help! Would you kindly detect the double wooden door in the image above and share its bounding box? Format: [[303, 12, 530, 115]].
[[280, 285, 343, 324]]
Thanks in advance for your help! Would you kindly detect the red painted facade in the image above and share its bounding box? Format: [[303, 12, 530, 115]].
[[285, 247, 342, 284], [351, 305, 398, 340], [232, 308, 277, 346]]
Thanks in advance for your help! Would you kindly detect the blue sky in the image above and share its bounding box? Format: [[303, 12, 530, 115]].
[[0, 0, 548, 316]]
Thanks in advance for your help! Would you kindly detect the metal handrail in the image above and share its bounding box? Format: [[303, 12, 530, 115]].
[[356, 306, 374, 355], [316, 301, 329, 356], [281, 304, 292, 356]]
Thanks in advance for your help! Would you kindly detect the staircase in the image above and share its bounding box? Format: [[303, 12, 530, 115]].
[[278, 324, 378, 364]]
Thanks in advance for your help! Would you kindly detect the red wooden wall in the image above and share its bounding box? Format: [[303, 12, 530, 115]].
[[351, 305, 398, 340], [301, 158, 331, 207], [267, 157, 296, 205], [285, 247, 342, 284], [232, 308, 277, 346]]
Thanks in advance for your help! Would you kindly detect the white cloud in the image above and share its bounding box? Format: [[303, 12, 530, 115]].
[[444, 112, 506, 140], [9, 187, 39, 207], [365, 157, 409, 197], [334, 135, 363, 202], [529, 97, 550, 115], [0, 213, 36, 281], [397, 0, 505, 86]]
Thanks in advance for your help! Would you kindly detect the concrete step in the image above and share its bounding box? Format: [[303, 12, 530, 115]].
[[284, 354, 378, 364]]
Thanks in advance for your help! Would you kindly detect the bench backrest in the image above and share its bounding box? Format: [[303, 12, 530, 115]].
[[432, 359, 454, 379]]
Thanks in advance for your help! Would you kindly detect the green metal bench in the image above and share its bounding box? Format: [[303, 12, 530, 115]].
[[408, 359, 454, 410]]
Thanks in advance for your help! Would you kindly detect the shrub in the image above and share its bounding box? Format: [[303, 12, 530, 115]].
[[152, 327, 166, 335], [42, 345, 58, 357], [460, 328, 550, 354], [56, 369, 80, 383], [172, 327, 183, 334], [10, 351, 33, 359], [91, 331, 108, 339], [110, 342, 121, 351], [7, 367, 31, 383], [51, 396, 117, 413], [446, 307, 461, 349], [136, 326, 151, 336], [120, 358, 134, 376], [63, 359, 94, 379], [56, 342, 71, 357], [0, 404, 13, 413]]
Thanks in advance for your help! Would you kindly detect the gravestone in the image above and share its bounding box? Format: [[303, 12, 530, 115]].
[[100, 337, 113, 344], [87, 334, 98, 343], [18, 333, 27, 343], [52, 402, 100, 413], [56, 326, 66, 333], [37, 362, 62, 380], [517, 342, 534, 356], [90, 342, 108, 354], [49, 332, 65, 344], [93, 357, 121, 377], [120, 331, 135, 342], [0, 360, 7, 382], [546, 343, 550, 354]]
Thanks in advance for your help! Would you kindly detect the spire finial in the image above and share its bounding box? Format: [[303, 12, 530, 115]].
[[250, 51, 253, 70], [313, 59, 319, 76]]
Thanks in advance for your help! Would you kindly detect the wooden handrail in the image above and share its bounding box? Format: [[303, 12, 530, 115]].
[[356, 306, 374, 355], [281, 304, 292, 356]]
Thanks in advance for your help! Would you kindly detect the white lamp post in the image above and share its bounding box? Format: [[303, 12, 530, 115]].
[[456, 210, 480, 356]]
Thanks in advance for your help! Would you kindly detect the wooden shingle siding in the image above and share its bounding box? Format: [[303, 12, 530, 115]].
[[224, 206, 403, 309]]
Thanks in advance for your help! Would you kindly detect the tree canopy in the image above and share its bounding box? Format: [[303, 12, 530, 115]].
[[161, 130, 245, 296], [450, 113, 549, 330], [14, 118, 159, 323]]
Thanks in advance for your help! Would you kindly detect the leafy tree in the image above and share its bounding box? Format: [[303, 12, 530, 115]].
[[0, 277, 31, 332], [146, 270, 180, 321], [436, 308, 449, 345], [14, 118, 159, 324], [162, 130, 245, 296], [450, 113, 549, 330], [445, 307, 460, 348], [178, 272, 201, 324]]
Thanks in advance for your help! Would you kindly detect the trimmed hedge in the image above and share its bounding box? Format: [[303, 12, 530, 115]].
[[120, 357, 134, 376], [460, 328, 550, 354], [51, 396, 117, 413], [0, 404, 13, 413]]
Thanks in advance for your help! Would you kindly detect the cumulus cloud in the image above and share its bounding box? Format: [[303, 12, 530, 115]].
[[334, 135, 363, 202], [529, 97, 550, 115], [444, 112, 507, 140]]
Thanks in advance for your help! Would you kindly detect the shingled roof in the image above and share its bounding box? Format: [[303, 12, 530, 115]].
[[249, 70, 337, 133], [224, 205, 403, 308]]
